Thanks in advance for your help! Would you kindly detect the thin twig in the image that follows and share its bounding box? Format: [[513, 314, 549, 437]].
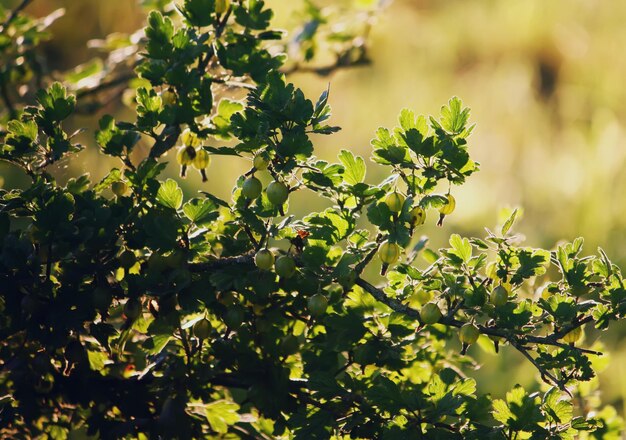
[[354, 234, 382, 275], [0, 0, 33, 34], [355, 277, 422, 323], [188, 253, 254, 273], [76, 72, 135, 99], [0, 77, 17, 119]]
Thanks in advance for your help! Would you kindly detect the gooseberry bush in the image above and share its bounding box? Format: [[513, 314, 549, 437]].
[[0, 1, 624, 438]]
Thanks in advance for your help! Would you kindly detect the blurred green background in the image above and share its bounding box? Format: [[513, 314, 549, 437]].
[[5, 0, 626, 418]]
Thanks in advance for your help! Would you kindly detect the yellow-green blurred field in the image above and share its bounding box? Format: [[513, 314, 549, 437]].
[[5, 0, 626, 419]]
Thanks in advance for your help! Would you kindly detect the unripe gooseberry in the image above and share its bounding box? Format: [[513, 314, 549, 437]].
[[459, 323, 480, 345], [561, 326, 583, 344], [111, 181, 128, 197], [384, 191, 405, 213], [181, 128, 201, 147], [177, 146, 196, 177], [409, 206, 426, 227], [192, 149, 210, 182], [266, 181, 289, 206], [254, 249, 275, 270], [118, 250, 137, 270], [378, 241, 401, 265], [215, 0, 230, 14], [176, 146, 196, 165], [420, 302, 442, 325], [242, 176, 263, 199], [193, 318, 212, 339], [192, 149, 210, 170], [490, 285, 508, 307], [253, 153, 270, 170], [439, 194, 456, 215], [223, 307, 244, 329], [275, 255, 296, 278], [307, 293, 328, 317], [124, 298, 142, 320]]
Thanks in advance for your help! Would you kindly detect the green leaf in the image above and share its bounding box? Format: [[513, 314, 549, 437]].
[[276, 129, 313, 159], [542, 387, 573, 424], [371, 127, 408, 164], [492, 398, 514, 425], [142, 210, 181, 249], [179, 0, 216, 26], [212, 99, 244, 140], [36, 82, 76, 121], [338, 150, 365, 185], [234, 0, 273, 30], [203, 400, 241, 433], [510, 249, 549, 285], [145, 11, 174, 59], [305, 209, 351, 245], [156, 179, 183, 210], [419, 194, 448, 209], [183, 198, 218, 224], [438, 96, 470, 135], [501, 208, 518, 236], [87, 350, 108, 374], [312, 87, 331, 125], [366, 201, 393, 230], [7, 119, 38, 141], [449, 234, 472, 263], [65, 174, 91, 194], [453, 378, 477, 397]]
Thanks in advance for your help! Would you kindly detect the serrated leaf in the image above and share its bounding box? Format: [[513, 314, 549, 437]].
[[492, 398, 514, 425], [439, 96, 470, 135], [183, 198, 218, 224], [204, 400, 241, 433], [453, 378, 477, 396], [338, 150, 365, 185], [213, 98, 244, 140], [542, 387, 573, 424], [419, 194, 448, 209], [449, 234, 472, 262], [156, 179, 183, 210]]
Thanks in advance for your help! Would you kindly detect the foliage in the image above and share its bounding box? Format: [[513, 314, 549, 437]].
[[0, 0, 624, 438]]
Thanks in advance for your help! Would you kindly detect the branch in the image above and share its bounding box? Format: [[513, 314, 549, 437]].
[[76, 72, 135, 99], [0, 0, 33, 34], [149, 124, 181, 159], [281, 55, 371, 78], [188, 251, 602, 392], [354, 275, 602, 375], [354, 234, 382, 275], [510, 339, 569, 394], [355, 277, 422, 323], [188, 253, 254, 273]]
